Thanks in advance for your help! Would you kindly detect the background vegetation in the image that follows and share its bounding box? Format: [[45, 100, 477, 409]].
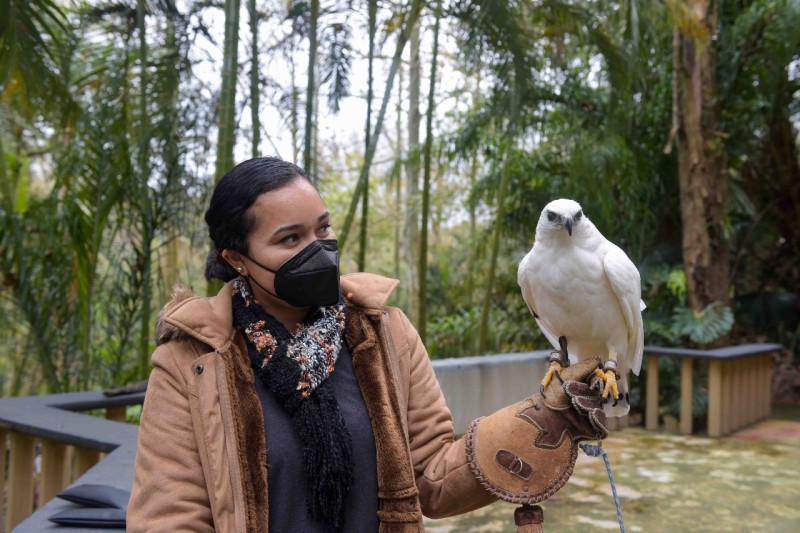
[[1, 0, 798, 402]]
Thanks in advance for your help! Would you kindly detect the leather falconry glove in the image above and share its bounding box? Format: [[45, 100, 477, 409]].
[[466, 356, 609, 504]]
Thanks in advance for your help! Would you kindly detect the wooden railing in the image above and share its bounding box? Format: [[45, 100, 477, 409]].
[[0, 390, 145, 532]]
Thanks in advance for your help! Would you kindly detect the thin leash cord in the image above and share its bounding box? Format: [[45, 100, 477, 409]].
[[579, 442, 626, 533]]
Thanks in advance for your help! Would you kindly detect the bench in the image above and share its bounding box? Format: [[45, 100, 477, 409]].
[[644, 343, 782, 437]]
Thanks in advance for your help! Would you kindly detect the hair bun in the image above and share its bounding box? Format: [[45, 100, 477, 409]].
[[204, 250, 239, 282]]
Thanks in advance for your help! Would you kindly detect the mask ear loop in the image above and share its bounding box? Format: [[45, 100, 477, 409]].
[[241, 254, 285, 302]]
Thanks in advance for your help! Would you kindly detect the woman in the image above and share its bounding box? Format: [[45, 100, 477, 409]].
[[128, 157, 607, 532]]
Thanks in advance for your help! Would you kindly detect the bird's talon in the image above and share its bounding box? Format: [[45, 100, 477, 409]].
[[599, 368, 619, 400], [540, 361, 564, 396]]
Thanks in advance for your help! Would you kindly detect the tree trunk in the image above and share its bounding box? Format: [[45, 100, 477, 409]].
[[466, 151, 478, 307], [404, 16, 421, 325], [0, 125, 9, 208], [478, 90, 518, 354], [303, 0, 319, 176], [164, 15, 181, 299], [136, 0, 153, 381], [215, 0, 240, 182], [209, 0, 240, 296], [357, 0, 377, 272], [290, 54, 299, 162], [418, 0, 442, 344], [249, 0, 260, 158], [672, 1, 729, 312], [337, 0, 423, 252], [466, 68, 481, 308], [394, 62, 404, 282]]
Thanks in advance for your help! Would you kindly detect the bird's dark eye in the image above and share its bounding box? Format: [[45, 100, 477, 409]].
[[546, 211, 557, 222], [574, 210, 583, 221]]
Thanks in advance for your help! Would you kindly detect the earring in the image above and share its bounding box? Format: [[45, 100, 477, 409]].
[[237, 267, 243, 272]]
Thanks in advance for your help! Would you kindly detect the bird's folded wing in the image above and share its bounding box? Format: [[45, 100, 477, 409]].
[[603, 247, 644, 375], [518, 253, 560, 351]]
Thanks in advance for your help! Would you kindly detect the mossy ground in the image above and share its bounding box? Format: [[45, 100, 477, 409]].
[[424, 404, 800, 532]]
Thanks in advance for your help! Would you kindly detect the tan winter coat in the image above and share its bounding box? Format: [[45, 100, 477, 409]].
[[128, 273, 496, 532]]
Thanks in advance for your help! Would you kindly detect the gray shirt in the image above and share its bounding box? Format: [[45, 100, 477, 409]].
[[253, 342, 380, 532]]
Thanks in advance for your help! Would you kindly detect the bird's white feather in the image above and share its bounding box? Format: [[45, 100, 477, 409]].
[[603, 247, 645, 375]]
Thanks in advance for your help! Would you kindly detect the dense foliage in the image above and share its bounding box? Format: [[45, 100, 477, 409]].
[[1, 0, 798, 397]]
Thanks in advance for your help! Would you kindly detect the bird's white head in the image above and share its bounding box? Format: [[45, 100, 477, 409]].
[[536, 198, 588, 240]]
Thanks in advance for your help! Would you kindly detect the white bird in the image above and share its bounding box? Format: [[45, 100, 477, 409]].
[[517, 199, 645, 417]]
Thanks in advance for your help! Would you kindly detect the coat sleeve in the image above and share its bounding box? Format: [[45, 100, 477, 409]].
[[391, 310, 497, 519], [127, 342, 215, 533]]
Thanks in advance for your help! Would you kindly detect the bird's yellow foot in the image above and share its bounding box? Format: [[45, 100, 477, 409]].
[[541, 336, 570, 397], [594, 361, 621, 404], [540, 360, 564, 396]]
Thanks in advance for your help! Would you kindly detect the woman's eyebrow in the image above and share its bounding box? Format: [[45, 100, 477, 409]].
[[271, 212, 330, 237], [272, 223, 302, 237]]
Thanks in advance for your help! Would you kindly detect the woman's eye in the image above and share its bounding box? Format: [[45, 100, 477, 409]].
[[319, 223, 332, 233], [281, 234, 299, 244]]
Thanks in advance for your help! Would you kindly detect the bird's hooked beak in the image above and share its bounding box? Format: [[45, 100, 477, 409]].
[[564, 218, 573, 236]]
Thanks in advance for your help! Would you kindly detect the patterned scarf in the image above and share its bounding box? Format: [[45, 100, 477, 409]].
[[231, 277, 354, 531]]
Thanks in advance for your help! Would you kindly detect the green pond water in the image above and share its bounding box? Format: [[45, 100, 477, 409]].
[[424, 408, 800, 532]]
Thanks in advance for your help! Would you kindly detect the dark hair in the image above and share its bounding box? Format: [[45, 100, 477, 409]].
[[204, 157, 313, 281]]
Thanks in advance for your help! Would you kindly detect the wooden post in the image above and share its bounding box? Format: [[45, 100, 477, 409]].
[[743, 357, 755, 427], [0, 429, 6, 528], [763, 353, 773, 420], [680, 358, 694, 435], [74, 448, 102, 479], [646, 354, 659, 431], [727, 360, 738, 432], [720, 359, 732, 435], [106, 405, 127, 423], [729, 359, 744, 430], [41, 440, 70, 506], [7, 432, 35, 531], [66, 445, 76, 483], [708, 360, 723, 437]]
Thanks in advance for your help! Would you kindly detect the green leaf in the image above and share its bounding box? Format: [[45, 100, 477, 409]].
[[286, 1, 308, 20], [13, 167, 28, 214], [666, 269, 687, 303], [672, 302, 734, 345]]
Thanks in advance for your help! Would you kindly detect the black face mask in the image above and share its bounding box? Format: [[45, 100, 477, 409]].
[[244, 239, 341, 308]]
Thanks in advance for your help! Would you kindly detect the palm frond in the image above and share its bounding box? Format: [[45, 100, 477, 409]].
[[321, 21, 352, 113]]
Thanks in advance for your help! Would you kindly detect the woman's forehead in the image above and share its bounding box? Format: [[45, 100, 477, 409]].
[[249, 180, 327, 229]]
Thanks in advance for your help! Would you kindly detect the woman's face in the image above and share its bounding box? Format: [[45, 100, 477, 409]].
[[225, 177, 335, 309]]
